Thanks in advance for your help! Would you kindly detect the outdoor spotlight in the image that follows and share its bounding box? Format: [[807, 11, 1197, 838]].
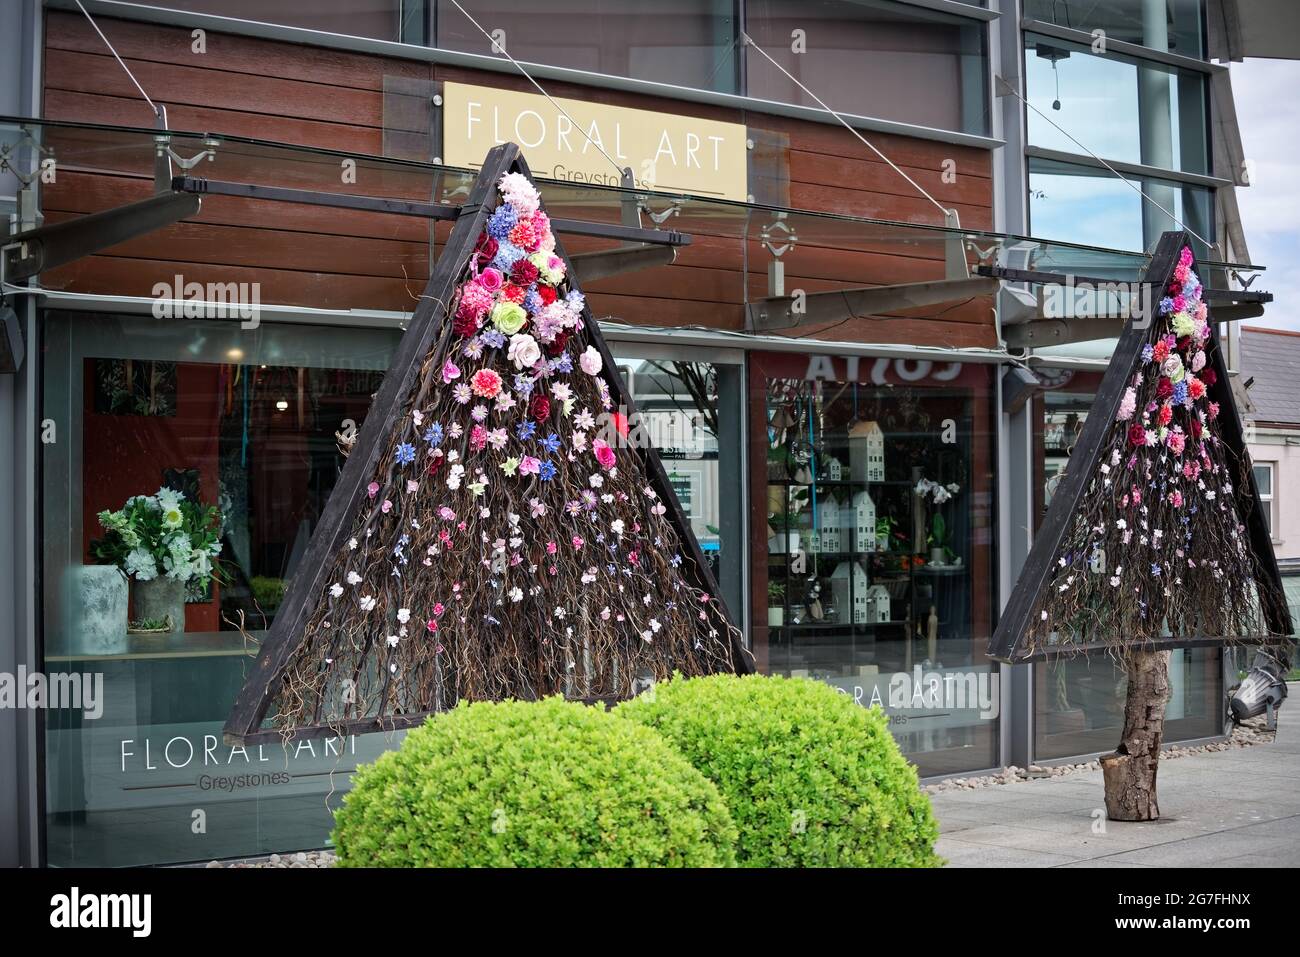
[[1230, 646, 1293, 728], [1001, 365, 1041, 416]]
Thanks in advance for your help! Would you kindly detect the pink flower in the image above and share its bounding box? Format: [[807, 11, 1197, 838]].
[[572, 536, 584, 548], [470, 425, 487, 451], [1166, 430, 1185, 456], [1170, 490, 1184, 508], [1116, 387, 1137, 422], [426, 618, 438, 633], [579, 346, 603, 376], [441, 360, 461, 384], [367, 482, 380, 498], [519, 455, 541, 475], [592, 437, 617, 471], [546, 541, 557, 555], [471, 368, 503, 399], [381, 499, 393, 513], [479, 267, 503, 292]]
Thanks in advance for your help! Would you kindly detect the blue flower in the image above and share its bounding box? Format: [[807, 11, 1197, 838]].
[[396, 442, 416, 465], [552, 353, 573, 374], [480, 328, 506, 349], [1141, 344, 1154, 364], [513, 374, 534, 398], [486, 205, 518, 241], [1172, 381, 1189, 405], [424, 423, 443, 446], [540, 433, 561, 454], [1159, 297, 1175, 315], [538, 460, 557, 481], [1150, 563, 1162, 577], [516, 420, 537, 440], [524, 289, 543, 314], [491, 240, 524, 271]]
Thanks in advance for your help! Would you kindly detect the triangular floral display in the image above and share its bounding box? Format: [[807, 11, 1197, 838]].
[[991, 232, 1292, 663], [226, 147, 748, 743]]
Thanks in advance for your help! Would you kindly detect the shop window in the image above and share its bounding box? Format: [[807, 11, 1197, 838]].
[[41, 312, 403, 867], [436, 0, 741, 94], [1023, 0, 1206, 59], [744, 0, 989, 136], [1253, 462, 1277, 539], [1028, 156, 1213, 256], [751, 353, 999, 777], [149, 0, 425, 43], [1032, 366, 1223, 760], [1025, 33, 1209, 175]]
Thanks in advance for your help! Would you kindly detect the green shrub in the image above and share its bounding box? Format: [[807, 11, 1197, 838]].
[[332, 696, 737, 867], [615, 674, 942, 868]]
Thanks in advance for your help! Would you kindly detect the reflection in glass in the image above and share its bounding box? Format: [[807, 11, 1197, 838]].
[[1029, 156, 1213, 255], [1025, 33, 1209, 175], [1023, 0, 1206, 58], [745, 0, 989, 135], [753, 353, 999, 776]]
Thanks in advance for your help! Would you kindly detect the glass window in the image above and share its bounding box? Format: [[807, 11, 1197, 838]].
[[751, 353, 999, 776], [150, 0, 427, 43], [436, 0, 741, 94], [1254, 462, 1276, 538], [1025, 34, 1209, 175], [612, 351, 746, 626], [1028, 156, 1213, 255], [1032, 366, 1223, 760], [42, 311, 403, 867], [1023, 0, 1206, 59], [744, 0, 989, 136]]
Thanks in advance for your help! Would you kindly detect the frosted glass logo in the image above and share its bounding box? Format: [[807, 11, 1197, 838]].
[[50, 888, 151, 937], [1038, 275, 1155, 328], [0, 668, 103, 718], [836, 667, 999, 720]]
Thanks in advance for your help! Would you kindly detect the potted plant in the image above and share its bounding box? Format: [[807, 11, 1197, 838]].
[[916, 478, 960, 565], [90, 486, 224, 634], [767, 581, 786, 627]]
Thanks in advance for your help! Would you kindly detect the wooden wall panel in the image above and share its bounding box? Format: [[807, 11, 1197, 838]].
[[41, 9, 994, 344]]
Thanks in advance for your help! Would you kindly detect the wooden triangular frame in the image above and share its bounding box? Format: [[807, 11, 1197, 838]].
[[990, 230, 1293, 664], [224, 143, 752, 744]]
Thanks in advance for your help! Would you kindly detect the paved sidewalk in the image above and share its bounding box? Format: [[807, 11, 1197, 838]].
[[932, 702, 1300, 867]]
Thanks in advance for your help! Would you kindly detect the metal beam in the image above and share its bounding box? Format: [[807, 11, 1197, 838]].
[[570, 244, 676, 282], [747, 276, 997, 332], [2, 190, 200, 282], [977, 264, 1272, 305], [1003, 318, 1126, 349], [172, 176, 692, 248], [0, 303, 22, 373]]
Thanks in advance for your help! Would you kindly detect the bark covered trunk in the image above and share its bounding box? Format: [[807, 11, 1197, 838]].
[[1101, 650, 1171, 821]]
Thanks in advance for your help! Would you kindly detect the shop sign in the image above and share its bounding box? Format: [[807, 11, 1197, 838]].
[[441, 81, 749, 200]]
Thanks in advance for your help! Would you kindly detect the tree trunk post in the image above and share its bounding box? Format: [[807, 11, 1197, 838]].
[[1101, 650, 1171, 821]]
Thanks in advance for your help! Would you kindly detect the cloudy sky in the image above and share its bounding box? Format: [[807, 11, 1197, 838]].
[[1229, 59, 1300, 331]]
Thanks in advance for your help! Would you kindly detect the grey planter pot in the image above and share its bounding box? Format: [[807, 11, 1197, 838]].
[[132, 576, 186, 633], [64, 564, 130, 656]]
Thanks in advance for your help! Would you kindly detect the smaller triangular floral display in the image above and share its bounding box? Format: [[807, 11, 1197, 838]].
[[225, 145, 749, 744], [991, 231, 1292, 663]]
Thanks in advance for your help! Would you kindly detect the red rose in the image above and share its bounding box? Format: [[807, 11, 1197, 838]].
[[452, 314, 478, 337], [510, 259, 539, 286], [537, 284, 557, 306], [530, 395, 551, 421], [1127, 422, 1148, 448], [1156, 377, 1173, 400], [1202, 367, 1217, 387], [545, 330, 570, 356], [474, 234, 498, 267]]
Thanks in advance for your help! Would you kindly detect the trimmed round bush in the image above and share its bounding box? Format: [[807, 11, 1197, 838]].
[[615, 674, 941, 868], [332, 696, 737, 867]]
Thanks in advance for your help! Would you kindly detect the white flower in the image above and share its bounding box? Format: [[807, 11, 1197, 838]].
[[509, 587, 524, 602], [397, 608, 410, 624], [124, 548, 158, 581], [359, 595, 377, 612], [507, 333, 542, 370], [611, 519, 625, 536], [347, 537, 358, 550], [155, 486, 183, 511], [386, 635, 399, 648], [329, 583, 344, 598], [346, 571, 362, 586]]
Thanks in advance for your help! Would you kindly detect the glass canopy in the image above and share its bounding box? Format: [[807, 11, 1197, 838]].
[[1, 115, 1259, 350]]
